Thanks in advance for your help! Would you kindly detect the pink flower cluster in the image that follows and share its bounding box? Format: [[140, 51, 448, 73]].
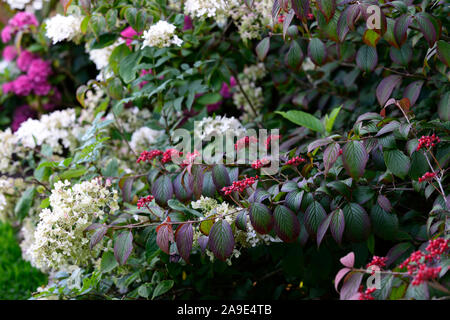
[[2, 50, 53, 96], [1, 12, 38, 43], [137, 195, 155, 209], [120, 26, 142, 48], [418, 172, 436, 183], [399, 238, 448, 286], [417, 134, 440, 151], [221, 176, 259, 195]]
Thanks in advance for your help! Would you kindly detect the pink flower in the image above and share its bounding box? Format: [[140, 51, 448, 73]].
[[16, 50, 36, 72], [2, 45, 17, 61], [183, 15, 193, 31], [9, 12, 38, 29], [139, 69, 153, 89], [207, 100, 222, 113], [27, 58, 52, 83], [12, 75, 33, 96], [2, 82, 14, 94], [33, 81, 52, 96], [120, 26, 142, 48], [1, 26, 13, 43]]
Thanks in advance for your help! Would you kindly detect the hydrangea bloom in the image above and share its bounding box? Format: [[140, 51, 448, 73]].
[[194, 115, 246, 141], [1, 12, 38, 43], [141, 20, 183, 48], [16, 50, 36, 72], [4, 0, 48, 10], [130, 126, 164, 153], [29, 178, 119, 270], [2, 45, 17, 61], [184, 0, 237, 25], [45, 14, 84, 44]]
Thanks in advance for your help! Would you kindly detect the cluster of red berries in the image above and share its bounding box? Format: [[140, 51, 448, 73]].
[[286, 156, 306, 166], [137, 195, 154, 209], [418, 172, 436, 183], [136, 150, 163, 163], [265, 134, 281, 149], [161, 149, 183, 164], [417, 134, 440, 151], [358, 286, 376, 300], [366, 256, 387, 270], [307, 13, 314, 20], [251, 158, 270, 169], [398, 238, 448, 286], [278, 15, 285, 23], [235, 136, 258, 151], [221, 176, 259, 195]]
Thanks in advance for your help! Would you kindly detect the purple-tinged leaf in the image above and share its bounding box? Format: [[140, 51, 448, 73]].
[[208, 219, 235, 261], [342, 140, 368, 180], [375, 120, 400, 137], [307, 137, 333, 153], [346, 4, 361, 31], [198, 236, 208, 254], [330, 208, 345, 245], [334, 267, 351, 292], [173, 172, 193, 202], [212, 164, 231, 191], [283, 9, 295, 39], [317, 211, 334, 247], [285, 190, 304, 212], [235, 210, 248, 231], [337, 9, 350, 42], [308, 38, 327, 66], [191, 165, 205, 200], [355, 112, 382, 124], [248, 189, 271, 203], [156, 219, 173, 255], [272, 0, 282, 22], [340, 272, 363, 300], [403, 80, 423, 107], [437, 40, 450, 67], [386, 242, 414, 267], [317, 0, 336, 23], [291, 0, 310, 20], [249, 203, 274, 234], [85, 223, 104, 231], [376, 75, 402, 107], [285, 40, 304, 71], [90, 225, 108, 250], [304, 201, 327, 235], [356, 45, 377, 72], [201, 171, 216, 197], [119, 175, 134, 203], [377, 194, 392, 213], [390, 44, 412, 66], [323, 142, 340, 175], [256, 37, 270, 61], [343, 203, 371, 242], [340, 251, 355, 268], [394, 15, 412, 46], [175, 223, 194, 263], [438, 92, 450, 121], [114, 230, 133, 265], [414, 12, 437, 47], [151, 175, 174, 207], [281, 181, 299, 193], [273, 205, 300, 243]]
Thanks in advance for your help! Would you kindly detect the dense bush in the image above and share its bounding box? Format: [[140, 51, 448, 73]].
[[0, 0, 448, 300]]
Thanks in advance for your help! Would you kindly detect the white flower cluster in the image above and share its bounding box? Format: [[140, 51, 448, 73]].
[[130, 126, 164, 153], [233, 63, 266, 121], [141, 20, 183, 48], [0, 176, 25, 222], [87, 39, 123, 81], [45, 14, 84, 44], [19, 217, 36, 263], [229, 0, 272, 41], [29, 178, 119, 270], [3, 0, 48, 10], [15, 109, 80, 153], [194, 115, 246, 141], [0, 128, 19, 174], [184, 0, 237, 25]]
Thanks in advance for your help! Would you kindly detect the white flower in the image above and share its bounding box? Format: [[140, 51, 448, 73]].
[[15, 109, 80, 153], [87, 40, 121, 70], [185, 0, 237, 21], [0, 128, 18, 174], [3, 0, 31, 9], [141, 20, 183, 48], [30, 178, 119, 270], [195, 115, 246, 141], [45, 14, 84, 44], [130, 126, 164, 153]]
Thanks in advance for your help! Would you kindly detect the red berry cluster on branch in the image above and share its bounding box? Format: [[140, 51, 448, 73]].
[[221, 176, 259, 195], [398, 238, 448, 286], [136, 150, 163, 163], [358, 286, 376, 300], [286, 156, 306, 166], [161, 149, 183, 164], [265, 134, 281, 149], [366, 256, 387, 270], [417, 134, 440, 151], [251, 158, 270, 169], [235, 136, 258, 151], [418, 172, 436, 183], [137, 195, 154, 209]]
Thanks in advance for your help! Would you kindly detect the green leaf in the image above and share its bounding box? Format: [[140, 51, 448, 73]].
[[304, 201, 327, 235], [370, 205, 398, 240], [273, 205, 300, 243], [356, 45, 377, 72], [100, 251, 119, 273], [343, 203, 371, 242], [256, 37, 270, 61], [152, 280, 174, 300], [119, 51, 142, 83], [196, 93, 222, 105], [342, 140, 368, 180], [208, 219, 235, 261], [325, 106, 341, 133], [285, 40, 304, 70], [151, 175, 174, 206], [114, 231, 133, 265], [437, 40, 450, 67], [14, 187, 35, 221], [383, 149, 410, 179], [249, 203, 274, 234], [276, 110, 325, 133], [317, 0, 336, 22], [308, 38, 327, 65], [212, 164, 231, 191]]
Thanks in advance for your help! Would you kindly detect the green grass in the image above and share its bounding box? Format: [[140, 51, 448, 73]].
[[0, 222, 47, 300]]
